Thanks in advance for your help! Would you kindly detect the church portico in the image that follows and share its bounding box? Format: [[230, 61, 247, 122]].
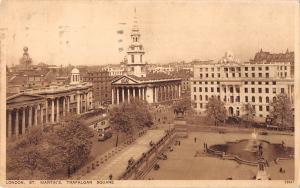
[[111, 75, 182, 105], [111, 9, 182, 106]]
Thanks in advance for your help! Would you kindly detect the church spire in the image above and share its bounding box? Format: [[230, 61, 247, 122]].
[[126, 8, 146, 77]]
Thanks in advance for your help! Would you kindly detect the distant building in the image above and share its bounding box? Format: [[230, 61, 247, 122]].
[[6, 68, 93, 139], [82, 71, 113, 107], [111, 10, 182, 105], [191, 50, 294, 122]]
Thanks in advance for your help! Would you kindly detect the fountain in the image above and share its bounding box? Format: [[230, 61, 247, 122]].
[[208, 130, 294, 164], [244, 129, 259, 153]]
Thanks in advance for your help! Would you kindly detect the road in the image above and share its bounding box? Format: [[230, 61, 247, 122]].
[[84, 129, 165, 180]]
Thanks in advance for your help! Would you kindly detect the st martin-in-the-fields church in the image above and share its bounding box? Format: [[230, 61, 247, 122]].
[[111, 10, 182, 105]]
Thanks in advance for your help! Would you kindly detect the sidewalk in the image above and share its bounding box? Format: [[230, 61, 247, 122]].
[[83, 129, 165, 180]]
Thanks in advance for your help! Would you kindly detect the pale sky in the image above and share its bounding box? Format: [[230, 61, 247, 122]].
[[0, 0, 298, 66]]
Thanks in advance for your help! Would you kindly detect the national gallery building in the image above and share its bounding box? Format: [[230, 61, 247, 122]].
[[6, 68, 93, 139]]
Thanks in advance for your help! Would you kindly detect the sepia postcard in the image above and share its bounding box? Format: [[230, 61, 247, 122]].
[[0, 0, 299, 187]]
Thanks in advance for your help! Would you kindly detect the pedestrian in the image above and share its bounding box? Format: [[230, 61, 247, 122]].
[[194, 137, 197, 143], [109, 174, 113, 180], [179, 141, 181, 146]]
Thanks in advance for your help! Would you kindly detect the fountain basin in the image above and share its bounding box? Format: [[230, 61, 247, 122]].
[[209, 139, 293, 163]]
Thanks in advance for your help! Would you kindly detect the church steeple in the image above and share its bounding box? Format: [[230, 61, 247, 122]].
[[126, 8, 146, 77]]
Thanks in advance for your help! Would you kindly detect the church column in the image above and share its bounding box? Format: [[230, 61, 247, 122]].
[[116, 88, 120, 105], [15, 109, 19, 137], [133, 87, 136, 98], [45, 100, 48, 123], [28, 106, 32, 129], [22, 107, 26, 135], [155, 87, 159, 102], [51, 99, 55, 123], [138, 87, 141, 100], [63, 97, 66, 116], [7, 110, 12, 138], [122, 88, 125, 103], [34, 105, 38, 126], [40, 104, 43, 125], [152, 87, 155, 103], [127, 87, 130, 102], [112, 87, 115, 104], [56, 98, 60, 122], [141, 87, 144, 100]]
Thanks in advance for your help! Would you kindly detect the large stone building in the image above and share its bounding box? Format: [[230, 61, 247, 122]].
[[111, 10, 182, 105], [6, 68, 93, 139], [191, 50, 294, 121], [83, 70, 113, 107]]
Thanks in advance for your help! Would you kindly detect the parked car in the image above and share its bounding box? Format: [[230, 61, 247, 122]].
[[98, 132, 112, 141]]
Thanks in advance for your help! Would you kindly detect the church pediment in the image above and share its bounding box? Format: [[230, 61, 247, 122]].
[[7, 93, 45, 105], [112, 75, 140, 85]]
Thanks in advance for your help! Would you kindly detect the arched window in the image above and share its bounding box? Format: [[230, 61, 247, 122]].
[[266, 97, 269, 103]]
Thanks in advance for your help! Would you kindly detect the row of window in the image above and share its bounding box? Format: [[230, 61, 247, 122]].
[[193, 86, 285, 94], [192, 81, 277, 85], [199, 72, 271, 78], [198, 66, 288, 72], [195, 102, 270, 112], [193, 94, 275, 104]]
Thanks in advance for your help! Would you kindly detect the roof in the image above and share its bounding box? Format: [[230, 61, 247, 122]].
[[71, 68, 80, 74], [252, 49, 294, 63]]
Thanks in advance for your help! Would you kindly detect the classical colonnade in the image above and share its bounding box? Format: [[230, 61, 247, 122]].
[[6, 92, 91, 138], [111, 83, 181, 104]]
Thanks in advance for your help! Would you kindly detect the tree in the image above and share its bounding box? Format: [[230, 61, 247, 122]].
[[7, 117, 94, 179], [172, 97, 195, 117], [205, 96, 227, 126], [109, 98, 153, 147], [7, 127, 52, 179], [270, 94, 294, 128], [241, 103, 256, 126], [47, 119, 94, 177]]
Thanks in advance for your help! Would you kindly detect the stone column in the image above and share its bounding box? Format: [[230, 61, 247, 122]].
[[34, 106, 38, 126], [112, 88, 115, 104], [156, 87, 159, 102], [77, 94, 80, 114], [178, 84, 181, 98], [40, 104, 44, 125], [7, 110, 12, 138], [22, 108, 26, 134], [138, 87, 141, 100], [127, 87, 130, 102], [45, 100, 48, 123], [122, 88, 125, 103], [67, 97, 70, 113], [86, 93, 88, 111], [28, 106, 32, 128], [116, 88, 120, 105], [63, 97, 66, 116], [141, 88, 144, 100], [15, 109, 19, 137], [51, 99, 55, 123], [133, 88, 136, 98], [153, 87, 156, 103], [56, 98, 60, 122]]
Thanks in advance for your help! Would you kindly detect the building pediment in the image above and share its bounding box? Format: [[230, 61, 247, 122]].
[[112, 75, 141, 85], [7, 93, 45, 105]]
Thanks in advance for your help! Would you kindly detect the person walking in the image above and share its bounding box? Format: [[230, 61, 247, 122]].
[[194, 137, 197, 143]]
